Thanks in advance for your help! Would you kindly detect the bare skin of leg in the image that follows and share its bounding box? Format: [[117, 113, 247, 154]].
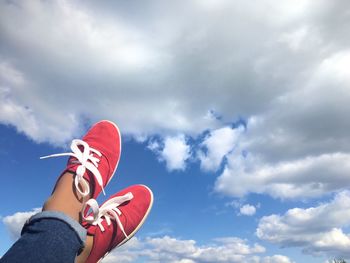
[[43, 172, 85, 221], [42, 172, 94, 263], [76, 235, 93, 263]]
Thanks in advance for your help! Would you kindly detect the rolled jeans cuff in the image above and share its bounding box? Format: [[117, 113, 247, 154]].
[[24, 210, 87, 244]]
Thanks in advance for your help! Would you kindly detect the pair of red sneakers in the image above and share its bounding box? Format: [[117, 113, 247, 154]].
[[41, 120, 153, 263]]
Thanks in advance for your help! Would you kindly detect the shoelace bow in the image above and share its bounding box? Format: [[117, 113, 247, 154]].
[[83, 192, 134, 239], [40, 139, 105, 197]]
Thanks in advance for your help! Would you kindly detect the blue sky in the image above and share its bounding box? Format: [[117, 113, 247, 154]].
[[1, 1, 350, 262]]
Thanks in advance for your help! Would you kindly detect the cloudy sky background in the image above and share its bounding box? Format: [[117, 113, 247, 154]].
[[1, 0, 350, 262]]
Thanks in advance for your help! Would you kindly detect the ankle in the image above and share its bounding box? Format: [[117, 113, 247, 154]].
[[76, 235, 94, 263], [42, 173, 85, 222]]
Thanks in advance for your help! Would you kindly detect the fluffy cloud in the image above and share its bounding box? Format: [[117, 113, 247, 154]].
[[261, 255, 294, 263], [103, 235, 294, 263], [256, 191, 350, 258], [102, 237, 143, 263], [214, 47, 350, 199], [161, 135, 191, 171], [1, 0, 348, 143], [1, 0, 225, 144], [1, 0, 349, 200], [1, 208, 293, 263], [1, 1, 350, 198], [2, 208, 41, 240], [148, 135, 191, 171], [198, 126, 243, 172], [241, 50, 350, 164], [149, 126, 244, 172], [215, 152, 350, 199], [0, 62, 80, 144], [239, 204, 257, 216]]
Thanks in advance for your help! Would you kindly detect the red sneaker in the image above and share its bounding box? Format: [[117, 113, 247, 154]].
[[41, 120, 121, 199], [83, 185, 153, 263]]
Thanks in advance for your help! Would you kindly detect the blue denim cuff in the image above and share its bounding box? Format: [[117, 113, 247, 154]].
[[26, 211, 87, 244]]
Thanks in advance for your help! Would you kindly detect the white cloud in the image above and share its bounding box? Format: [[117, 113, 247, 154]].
[[256, 191, 350, 258], [1, 211, 294, 263], [102, 237, 143, 263], [175, 260, 196, 263], [149, 126, 244, 172], [198, 126, 243, 172], [147, 140, 161, 152], [214, 48, 350, 199], [104, 235, 271, 263], [0, 62, 80, 145], [148, 135, 191, 171], [162, 135, 191, 171], [0, 0, 348, 144], [2, 208, 41, 240], [1, 2, 350, 195], [215, 152, 350, 199], [261, 255, 295, 263], [0, 0, 225, 144], [1, 1, 349, 199], [239, 204, 257, 216]]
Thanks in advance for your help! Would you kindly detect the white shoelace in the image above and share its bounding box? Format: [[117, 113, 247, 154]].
[[40, 139, 104, 197], [83, 192, 134, 239]]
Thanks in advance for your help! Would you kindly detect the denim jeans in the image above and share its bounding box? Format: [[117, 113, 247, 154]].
[[0, 211, 87, 263]]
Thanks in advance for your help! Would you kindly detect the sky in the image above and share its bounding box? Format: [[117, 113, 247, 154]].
[[1, 0, 350, 262]]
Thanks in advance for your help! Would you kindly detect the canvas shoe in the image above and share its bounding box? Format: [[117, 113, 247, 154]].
[[83, 184, 153, 263], [40, 120, 121, 199]]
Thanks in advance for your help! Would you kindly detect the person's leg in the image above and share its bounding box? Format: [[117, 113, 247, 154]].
[[0, 173, 87, 263], [76, 236, 94, 263], [1, 120, 122, 263], [43, 172, 87, 221]]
